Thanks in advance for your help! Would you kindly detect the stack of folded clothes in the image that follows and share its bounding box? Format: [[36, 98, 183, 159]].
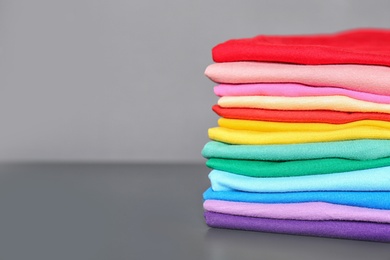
[[202, 29, 390, 242]]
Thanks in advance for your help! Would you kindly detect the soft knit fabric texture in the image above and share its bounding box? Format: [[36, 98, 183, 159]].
[[206, 157, 390, 178], [215, 83, 390, 104], [204, 211, 390, 242], [202, 140, 390, 161], [203, 188, 390, 210], [211, 29, 390, 67], [204, 200, 390, 223], [212, 105, 390, 124], [205, 62, 390, 96], [209, 127, 390, 145], [219, 118, 390, 132], [209, 167, 390, 192], [218, 96, 390, 113]]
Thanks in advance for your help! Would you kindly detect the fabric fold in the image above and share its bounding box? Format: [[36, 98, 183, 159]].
[[203, 188, 390, 210], [204, 211, 390, 242], [205, 62, 390, 96], [218, 96, 390, 113], [209, 127, 390, 145], [202, 141, 390, 161], [215, 83, 390, 104], [206, 157, 390, 178], [211, 28, 390, 67], [218, 118, 390, 132], [212, 105, 390, 124], [203, 200, 390, 223], [209, 167, 390, 192]]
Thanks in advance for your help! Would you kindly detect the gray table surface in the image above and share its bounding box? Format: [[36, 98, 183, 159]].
[[0, 163, 389, 260]]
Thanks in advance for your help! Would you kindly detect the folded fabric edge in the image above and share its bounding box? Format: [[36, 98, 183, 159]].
[[204, 211, 390, 242], [203, 200, 390, 223]]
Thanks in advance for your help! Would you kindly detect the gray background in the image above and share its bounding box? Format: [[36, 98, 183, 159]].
[[1, 0, 390, 163], [1, 2, 390, 259]]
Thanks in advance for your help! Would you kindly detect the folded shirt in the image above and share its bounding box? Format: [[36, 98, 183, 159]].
[[203, 188, 390, 210], [202, 140, 390, 161], [212, 28, 390, 67], [212, 105, 390, 124], [209, 127, 390, 145], [206, 157, 390, 178], [215, 83, 390, 104], [204, 211, 390, 242], [219, 118, 390, 132], [204, 200, 390, 223], [218, 96, 390, 113], [205, 62, 390, 95], [209, 167, 390, 192]]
